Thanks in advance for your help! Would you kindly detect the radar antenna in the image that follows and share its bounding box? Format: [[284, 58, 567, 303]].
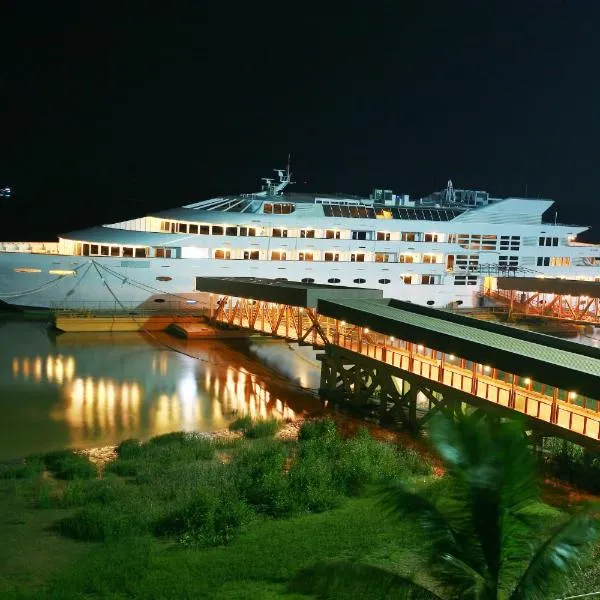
[[443, 179, 456, 204]]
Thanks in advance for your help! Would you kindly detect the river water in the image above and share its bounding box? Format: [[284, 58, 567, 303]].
[[0, 319, 322, 461]]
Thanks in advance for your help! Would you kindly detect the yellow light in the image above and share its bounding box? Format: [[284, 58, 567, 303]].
[[448, 354, 455, 360], [569, 391, 577, 400], [524, 378, 531, 385], [364, 328, 370, 333], [340, 321, 346, 326], [48, 269, 76, 276], [389, 336, 395, 341], [484, 365, 491, 372], [417, 344, 424, 352]]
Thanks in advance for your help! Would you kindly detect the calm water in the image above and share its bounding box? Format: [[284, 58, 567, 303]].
[[0, 320, 321, 461]]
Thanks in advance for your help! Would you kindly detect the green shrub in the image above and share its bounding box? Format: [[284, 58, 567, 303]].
[[116, 438, 142, 459], [245, 419, 280, 439], [43, 450, 96, 480], [298, 418, 338, 444], [57, 503, 144, 541], [0, 456, 44, 480], [335, 428, 403, 496], [105, 458, 143, 477], [155, 490, 253, 547], [231, 439, 291, 516], [61, 476, 127, 508], [229, 415, 253, 432], [288, 444, 344, 512], [396, 447, 434, 477]]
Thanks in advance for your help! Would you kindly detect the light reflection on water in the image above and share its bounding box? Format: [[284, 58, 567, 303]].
[[0, 321, 319, 460]]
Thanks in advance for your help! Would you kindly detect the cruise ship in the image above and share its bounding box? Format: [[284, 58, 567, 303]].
[[1, 166, 599, 312]]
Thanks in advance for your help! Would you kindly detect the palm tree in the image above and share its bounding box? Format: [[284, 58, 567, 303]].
[[296, 414, 598, 600]]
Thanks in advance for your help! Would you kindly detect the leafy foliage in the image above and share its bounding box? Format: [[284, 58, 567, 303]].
[[298, 414, 599, 600]]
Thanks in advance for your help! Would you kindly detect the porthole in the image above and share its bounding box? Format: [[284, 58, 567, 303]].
[[456, 300, 463, 306], [378, 278, 391, 284], [426, 300, 435, 306], [353, 278, 366, 284], [328, 278, 341, 284], [156, 276, 172, 282], [154, 298, 166, 303], [274, 277, 288, 282], [301, 278, 315, 283]]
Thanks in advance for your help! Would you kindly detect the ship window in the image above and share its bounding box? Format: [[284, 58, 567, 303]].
[[161, 221, 171, 232], [350, 253, 365, 262], [274, 277, 288, 281], [135, 248, 147, 258], [14, 268, 42, 273], [401, 232, 416, 242], [301, 278, 315, 283], [239, 227, 247, 236], [375, 252, 394, 263], [426, 300, 435, 305], [248, 228, 256, 237], [326, 229, 340, 239], [324, 252, 340, 262], [156, 276, 172, 282], [154, 298, 166, 303], [353, 278, 366, 284], [82, 243, 90, 256], [155, 248, 172, 258], [200, 225, 210, 235], [122, 247, 133, 257], [378, 278, 391, 284], [214, 249, 230, 259], [351, 230, 368, 240], [377, 231, 391, 241], [300, 229, 315, 238], [178, 223, 188, 233], [423, 254, 438, 264], [263, 203, 273, 214], [189, 224, 198, 234], [110, 247, 120, 257], [328, 278, 341, 284], [226, 227, 237, 236], [272, 228, 287, 238], [424, 233, 439, 242], [243, 250, 260, 260], [270, 250, 286, 260], [399, 254, 414, 263], [49, 269, 76, 276], [299, 252, 313, 261], [100, 245, 109, 256], [421, 275, 437, 285], [212, 226, 224, 235], [90, 244, 99, 255], [401, 275, 412, 284]]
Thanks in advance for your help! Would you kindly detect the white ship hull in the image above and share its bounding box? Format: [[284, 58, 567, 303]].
[[0, 252, 477, 311]]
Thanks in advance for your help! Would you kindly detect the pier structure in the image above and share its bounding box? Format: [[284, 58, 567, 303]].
[[485, 276, 600, 324], [197, 277, 600, 449]]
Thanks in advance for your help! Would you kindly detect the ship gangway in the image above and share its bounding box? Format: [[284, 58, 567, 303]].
[[485, 276, 600, 324], [196, 276, 600, 449]]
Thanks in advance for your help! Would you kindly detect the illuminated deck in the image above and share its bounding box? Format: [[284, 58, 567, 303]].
[[197, 277, 600, 447]]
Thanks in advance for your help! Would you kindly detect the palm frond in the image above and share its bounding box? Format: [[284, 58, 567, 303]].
[[292, 560, 443, 600], [510, 508, 599, 600]]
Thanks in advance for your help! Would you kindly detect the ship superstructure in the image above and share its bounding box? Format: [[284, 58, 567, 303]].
[[0, 166, 599, 311]]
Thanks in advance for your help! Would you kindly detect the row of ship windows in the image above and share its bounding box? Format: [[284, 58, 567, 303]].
[[160, 221, 443, 242], [158, 221, 535, 249], [213, 249, 443, 263]]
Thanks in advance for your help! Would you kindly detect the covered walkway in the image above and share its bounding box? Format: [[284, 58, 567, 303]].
[[197, 277, 600, 447]]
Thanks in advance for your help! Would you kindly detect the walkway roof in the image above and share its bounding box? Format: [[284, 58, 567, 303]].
[[497, 277, 600, 298], [195, 277, 383, 308], [319, 297, 600, 398]]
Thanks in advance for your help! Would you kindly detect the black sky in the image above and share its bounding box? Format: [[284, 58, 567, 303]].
[[1, 1, 599, 240]]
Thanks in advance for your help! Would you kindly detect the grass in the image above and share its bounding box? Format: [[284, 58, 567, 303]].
[[0, 419, 597, 599]]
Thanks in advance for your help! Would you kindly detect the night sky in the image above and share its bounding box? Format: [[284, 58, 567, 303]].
[[1, 1, 599, 241]]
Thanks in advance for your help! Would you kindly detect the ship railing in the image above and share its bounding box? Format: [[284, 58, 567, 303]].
[[50, 300, 209, 318], [0, 242, 60, 254]]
